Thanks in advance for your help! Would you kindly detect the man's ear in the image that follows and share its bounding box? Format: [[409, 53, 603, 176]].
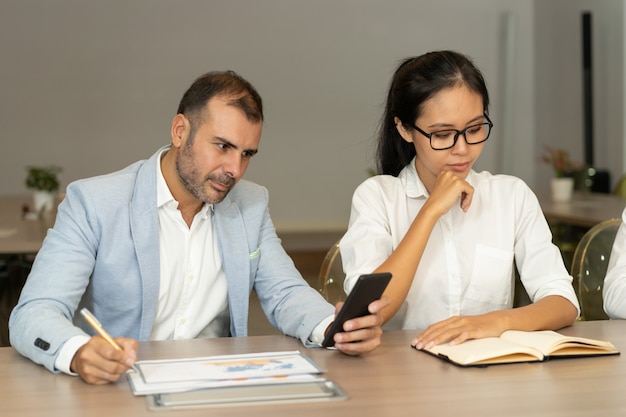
[[394, 117, 414, 144], [171, 114, 190, 148]]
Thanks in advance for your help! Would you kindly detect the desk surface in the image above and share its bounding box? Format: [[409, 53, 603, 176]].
[[3, 320, 626, 417], [0, 194, 55, 254], [537, 191, 626, 228]]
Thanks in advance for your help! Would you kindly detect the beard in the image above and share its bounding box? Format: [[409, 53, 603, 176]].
[[175, 140, 235, 204]]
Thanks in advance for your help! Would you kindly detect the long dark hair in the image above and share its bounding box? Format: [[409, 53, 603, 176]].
[[376, 51, 490, 176]]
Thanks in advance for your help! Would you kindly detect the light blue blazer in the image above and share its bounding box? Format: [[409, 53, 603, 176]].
[[10, 146, 334, 372]]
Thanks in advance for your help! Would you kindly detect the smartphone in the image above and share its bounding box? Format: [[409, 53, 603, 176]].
[[321, 272, 392, 348]]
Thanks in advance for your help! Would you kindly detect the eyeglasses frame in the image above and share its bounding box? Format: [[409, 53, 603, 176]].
[[411, 113, 494, 151]]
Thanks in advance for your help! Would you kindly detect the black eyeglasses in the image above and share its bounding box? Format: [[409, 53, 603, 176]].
[[412, 114, 493, 150]]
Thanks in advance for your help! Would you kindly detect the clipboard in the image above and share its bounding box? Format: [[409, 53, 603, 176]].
[[147, 380, 348, 410]]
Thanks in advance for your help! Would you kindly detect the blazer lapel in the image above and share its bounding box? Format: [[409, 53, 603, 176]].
[[213, 196, 251, 336], [129, 148, 163, 340]]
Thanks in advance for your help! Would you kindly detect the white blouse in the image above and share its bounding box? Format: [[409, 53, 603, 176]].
[[602, 207, 626, 318], [341, 160, 579, 330]]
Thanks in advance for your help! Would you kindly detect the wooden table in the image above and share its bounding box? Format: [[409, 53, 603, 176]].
[[3, 321, 626, 416], [0, 194, 55, 255], [537, 191, 626, 228]]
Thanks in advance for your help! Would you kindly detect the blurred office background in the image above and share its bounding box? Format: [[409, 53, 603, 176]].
[[0, 0, 625, 341], [1, 0, 623, 239]]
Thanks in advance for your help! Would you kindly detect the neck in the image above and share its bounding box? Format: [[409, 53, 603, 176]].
[[414, 161, 436, 195]]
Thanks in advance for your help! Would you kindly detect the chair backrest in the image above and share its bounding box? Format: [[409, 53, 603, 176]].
[[317, 240, 346, 305], [570, 218, 622, 320]]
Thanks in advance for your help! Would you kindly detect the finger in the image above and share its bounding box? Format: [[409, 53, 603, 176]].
[[460, 189, 474, 211], [413, 331, 452, 350], [335, 337, 381, 356], [115, 337, 139, 367], [78, 362, 126, 385], [412, 317, 463, 348], [428, 176, 473, 215], [72, 341, 128, 384], [449, 332, 471, 346], [334, 328, 382, 355], [342, 311, 383, 332], [367, 295, 391, 314], [86, 337, 134, 371]]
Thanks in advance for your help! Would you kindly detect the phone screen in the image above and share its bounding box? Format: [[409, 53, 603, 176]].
[[321, 272, 392, 348]]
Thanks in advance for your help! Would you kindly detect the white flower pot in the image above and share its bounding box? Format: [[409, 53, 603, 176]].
[[551, 177, 574, 202], [33, 190, 56, 213]]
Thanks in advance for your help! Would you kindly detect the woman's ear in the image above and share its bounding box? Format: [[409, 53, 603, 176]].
[[394, 117, 414, 143]]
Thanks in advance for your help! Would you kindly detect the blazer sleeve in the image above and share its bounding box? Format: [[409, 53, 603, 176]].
[[9, 181, 101, 372]]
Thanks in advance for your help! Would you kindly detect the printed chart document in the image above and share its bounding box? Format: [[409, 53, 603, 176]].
[[419, 330, 619, 367], [128, 351, 325, 396]]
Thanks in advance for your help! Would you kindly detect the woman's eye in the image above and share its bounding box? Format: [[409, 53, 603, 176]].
[[433, 131, 454, 140]]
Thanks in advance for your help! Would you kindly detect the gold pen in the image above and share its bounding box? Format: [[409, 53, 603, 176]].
[[80, 308, 139, 373]]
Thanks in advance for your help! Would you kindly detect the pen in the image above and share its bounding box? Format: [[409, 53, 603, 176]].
[[80, 308, 139, 373]]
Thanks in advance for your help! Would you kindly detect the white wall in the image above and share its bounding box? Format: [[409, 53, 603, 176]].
[[0, 0, 609, 235]]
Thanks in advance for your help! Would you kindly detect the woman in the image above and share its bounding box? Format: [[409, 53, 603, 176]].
[[340, 50, 579, 350]]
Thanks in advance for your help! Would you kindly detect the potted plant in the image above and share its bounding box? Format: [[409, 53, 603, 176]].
[[540, 146, 581, 202], [25, 165, 62, 212]]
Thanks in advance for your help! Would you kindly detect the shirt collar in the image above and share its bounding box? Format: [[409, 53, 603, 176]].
[[400, 157, 429, 198]]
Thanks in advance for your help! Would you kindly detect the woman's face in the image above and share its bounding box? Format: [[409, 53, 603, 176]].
[[396, 85, 486, 193]]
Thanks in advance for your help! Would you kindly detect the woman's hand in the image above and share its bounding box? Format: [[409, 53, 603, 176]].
[[424, 170, 474, 216], [411, 313, 504, 350]]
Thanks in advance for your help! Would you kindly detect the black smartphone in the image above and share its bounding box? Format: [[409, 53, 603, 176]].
[[321, 272, 392, 348]]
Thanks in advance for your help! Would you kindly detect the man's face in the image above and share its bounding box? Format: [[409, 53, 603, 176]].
[[175, 96, 261, 204]]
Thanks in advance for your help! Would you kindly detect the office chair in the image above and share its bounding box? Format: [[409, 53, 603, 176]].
[[570, 218, 622, 320], [317, 240, 347, 305]]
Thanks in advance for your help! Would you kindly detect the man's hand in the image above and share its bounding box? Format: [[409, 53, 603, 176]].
[[329, 296, 390, 355], [70, 336, 138, 384]]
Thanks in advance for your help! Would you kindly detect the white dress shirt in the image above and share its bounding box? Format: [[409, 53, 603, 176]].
[[340, 159, 580, 331], [602, 208, 626, 318], [151, 152, 229, 340]]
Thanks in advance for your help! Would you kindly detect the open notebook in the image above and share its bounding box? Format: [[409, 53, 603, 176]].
[[419, 330, 619, 367]]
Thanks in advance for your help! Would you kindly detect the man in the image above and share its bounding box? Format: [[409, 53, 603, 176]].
[[10, 71, 388, 385]]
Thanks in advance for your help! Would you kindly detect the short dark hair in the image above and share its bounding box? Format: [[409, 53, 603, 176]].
[[377, 51, 490, 176], [176, 70, 263, 128]]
